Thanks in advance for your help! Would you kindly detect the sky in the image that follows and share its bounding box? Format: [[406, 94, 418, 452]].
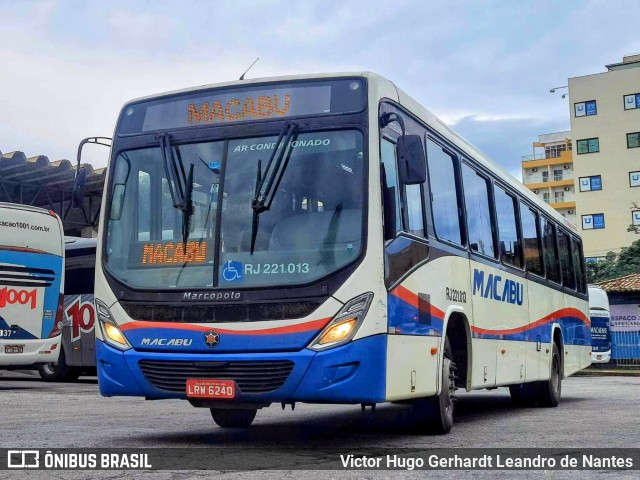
[[1, 0, 640, 179]]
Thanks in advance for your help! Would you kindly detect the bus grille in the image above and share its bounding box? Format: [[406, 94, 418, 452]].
[[0, 266, 56, 287], [138, 359, 295, 394], [121, 301, 321, 323]]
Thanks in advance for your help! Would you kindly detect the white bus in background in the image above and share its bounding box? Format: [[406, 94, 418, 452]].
[[588, 285, 611, 363], [0, 203, 65, 368]]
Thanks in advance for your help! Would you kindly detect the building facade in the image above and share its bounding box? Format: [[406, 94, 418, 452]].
[[521, 131, 577, 226], [569, 54, 640, 260]]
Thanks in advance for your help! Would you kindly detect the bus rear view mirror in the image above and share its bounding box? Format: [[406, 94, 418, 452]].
[[397, 135, 426, 185]]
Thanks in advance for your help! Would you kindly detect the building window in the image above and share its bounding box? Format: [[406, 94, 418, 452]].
[[632, 211, 640, 227], [582, 213, 605, 230], [630, 171, 640, 187], [545, 143, 569, 159], [542, 171, 549, 182], [579, 175, 602, 192], [624, 93, 640, 110], [574, 100, 597, 117], [553, 169, 563, 181], [627, 132, 640, 149], [543, 192, 550, 203], [576, 138, 599, 154]]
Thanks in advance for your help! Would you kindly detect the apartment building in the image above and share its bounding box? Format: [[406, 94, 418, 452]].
[[569, 54, 640, 260], [521, 131, 577, 226]]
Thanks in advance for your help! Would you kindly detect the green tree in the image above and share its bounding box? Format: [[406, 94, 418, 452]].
[[585, 240, 640, 283]]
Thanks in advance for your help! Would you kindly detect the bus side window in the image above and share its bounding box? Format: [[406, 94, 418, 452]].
[[380, 138, 403, 240], [64, 267, 95, 295], [520, 203, 544, 276], [558, 231, 576, 290], [572, 237, 587, 293], [494, 186, 522, 267], [404, 183, 424, 236], [425, 138, 462, 245], [461, 163, 495, 257], [541, 217, 560, 284]]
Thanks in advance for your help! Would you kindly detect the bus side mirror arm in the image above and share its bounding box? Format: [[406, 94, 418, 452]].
[[68, 137, 112, 226]]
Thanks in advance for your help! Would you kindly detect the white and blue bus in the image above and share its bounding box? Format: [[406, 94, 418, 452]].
[[0, 203, 65, 368], [588, 285, 611, 363], [87, 73, 591, 433]]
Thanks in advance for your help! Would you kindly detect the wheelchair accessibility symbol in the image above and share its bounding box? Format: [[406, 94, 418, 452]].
[[222, 261, 244, 282]]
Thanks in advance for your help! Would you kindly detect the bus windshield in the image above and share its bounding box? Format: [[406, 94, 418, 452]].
[[105, 129, 365, 289]]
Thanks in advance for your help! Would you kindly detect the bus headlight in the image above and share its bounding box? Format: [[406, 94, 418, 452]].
[[95, 299, 131, 351], [308, 292, 373, 351]]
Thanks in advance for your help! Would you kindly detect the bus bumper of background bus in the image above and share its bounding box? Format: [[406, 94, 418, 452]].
[[96, 334, 387, 404], [0, 338, 62, 366], [591, 350, 611, 363]]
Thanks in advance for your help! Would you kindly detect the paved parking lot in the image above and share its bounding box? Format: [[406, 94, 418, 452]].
[[1, 370, 638, 478]]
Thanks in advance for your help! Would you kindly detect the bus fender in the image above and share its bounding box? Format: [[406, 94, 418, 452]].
[[549, 323, 564, 379], [438, 306, 472, 393]]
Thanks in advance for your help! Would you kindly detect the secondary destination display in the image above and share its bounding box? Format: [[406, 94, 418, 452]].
[[116, 78, 365, 135]]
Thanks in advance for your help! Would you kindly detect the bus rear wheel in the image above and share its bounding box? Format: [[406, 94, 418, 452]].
[[38, 349, 80, 382], [210, 408, 257, 428], [413, 338, 457, 434], [509, 342, 561, 407]]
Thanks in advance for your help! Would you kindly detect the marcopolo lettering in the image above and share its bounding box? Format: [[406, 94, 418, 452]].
[[472, 269, 524, 305], [182, 291, 242, 302]]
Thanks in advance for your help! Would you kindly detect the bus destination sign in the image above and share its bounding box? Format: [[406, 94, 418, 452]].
[[142, 86, 329, 131], [116, 78, 365, 135]]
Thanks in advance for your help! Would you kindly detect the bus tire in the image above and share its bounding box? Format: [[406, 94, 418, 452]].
[[210, 408, 257, 428], [509, 342, 561, 407], [413, 338, 456, 434], [533, 342, 562, 407], [38, 349, 80, 382]]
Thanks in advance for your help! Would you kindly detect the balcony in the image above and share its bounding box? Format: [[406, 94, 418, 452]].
[[549, 200, 576, 209], [524, 178, 574, 190], [521, 148, 573, 168]]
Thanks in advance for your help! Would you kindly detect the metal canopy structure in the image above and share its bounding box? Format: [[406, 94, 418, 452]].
[[0, 149, 106, 236]]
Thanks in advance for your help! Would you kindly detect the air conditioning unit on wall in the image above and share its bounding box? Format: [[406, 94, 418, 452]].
[[564, 187, 570, 191], [532, 168, 538, 172], [568, 210, 574, 214], [564, 165, 570, 169], [533, 190, 539, 194]]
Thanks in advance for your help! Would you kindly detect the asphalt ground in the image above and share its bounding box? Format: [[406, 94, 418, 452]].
[[1, 370, 638, 479]]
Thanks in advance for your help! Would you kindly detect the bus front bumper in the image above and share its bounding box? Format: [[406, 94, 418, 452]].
[[96, 334, 387, 405], [0, 338, 61, 366]]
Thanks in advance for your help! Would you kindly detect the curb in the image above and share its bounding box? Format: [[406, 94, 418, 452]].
[[574, 369, 640, 377]]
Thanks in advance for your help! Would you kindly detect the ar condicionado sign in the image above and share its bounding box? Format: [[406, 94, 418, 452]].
[[188, 94, 290, 124], [142, 242, 208, 265]]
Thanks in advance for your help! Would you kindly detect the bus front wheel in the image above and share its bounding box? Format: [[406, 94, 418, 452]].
[[210, 408, 257, 428], [413, 338, 457, 434]]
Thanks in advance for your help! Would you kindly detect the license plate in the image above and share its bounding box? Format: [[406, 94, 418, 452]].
[[4, 345, 24, 354], [186, 379, 236, 399], [597, 355, 602, 360]]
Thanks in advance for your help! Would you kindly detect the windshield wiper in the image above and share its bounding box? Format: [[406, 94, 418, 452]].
[[158, 133, 194, 249], [249, 122, 298, 254]]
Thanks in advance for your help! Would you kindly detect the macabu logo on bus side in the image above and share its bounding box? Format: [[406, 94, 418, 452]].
[[472, 269, 524, 306]]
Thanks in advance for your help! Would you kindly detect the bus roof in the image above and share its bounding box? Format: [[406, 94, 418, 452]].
[[119, 71, 577, 234], [588, 285, 610, 310]]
